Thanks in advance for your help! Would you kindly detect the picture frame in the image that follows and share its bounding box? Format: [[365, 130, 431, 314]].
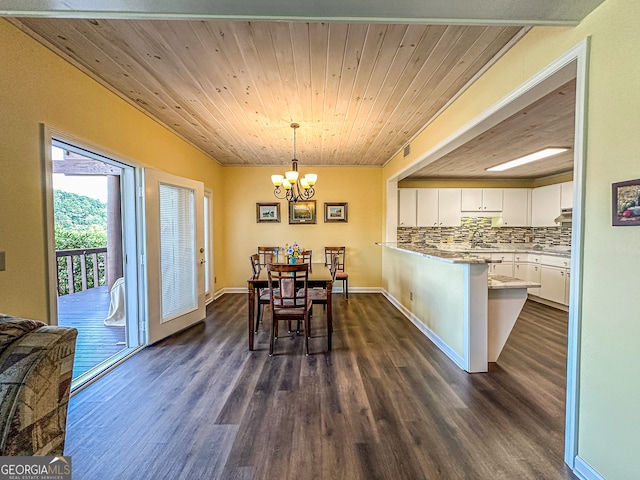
[[256, 202, 280, 223], [289, 200, 316, 224], [612, 179, 640, 226], [324, 202, 348, 223]]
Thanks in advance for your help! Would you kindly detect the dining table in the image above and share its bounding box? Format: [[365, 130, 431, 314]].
[[247, 262, 333, 351]]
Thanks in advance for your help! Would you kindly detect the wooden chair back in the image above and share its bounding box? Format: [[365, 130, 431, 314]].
[[299, 249, 312, 270], [267, 263, 313, 355], [258, 246, 279, 267], [324, 246, 345, 272], [250, 253, 261, 275], [267, 263, 309, 309]]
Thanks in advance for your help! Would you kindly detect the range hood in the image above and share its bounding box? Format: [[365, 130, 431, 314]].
[[554, 208, 572, 224]]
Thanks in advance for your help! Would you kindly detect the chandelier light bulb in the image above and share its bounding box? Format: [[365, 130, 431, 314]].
[[271, 122, 318, 202], [271, 174, 284, 187]]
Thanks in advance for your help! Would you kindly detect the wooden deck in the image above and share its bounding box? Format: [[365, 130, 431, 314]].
[[57, 286, 126, 379]]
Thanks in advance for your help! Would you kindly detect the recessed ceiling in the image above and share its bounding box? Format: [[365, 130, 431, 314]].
[[406, 79, 576, 180]]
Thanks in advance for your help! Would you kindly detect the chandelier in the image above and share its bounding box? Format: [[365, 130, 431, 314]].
[[271, 123, 317, 202]]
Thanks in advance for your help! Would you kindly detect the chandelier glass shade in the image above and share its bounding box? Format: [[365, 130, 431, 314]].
[[272, 123, 317, 202]]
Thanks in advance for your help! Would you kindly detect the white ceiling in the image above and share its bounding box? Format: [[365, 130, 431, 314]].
[[3, 0, 601, 178]]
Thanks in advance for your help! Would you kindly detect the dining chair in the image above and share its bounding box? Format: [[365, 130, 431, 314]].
[[267, 263, 313, 356], [257, 246, 279, 268], [324, 246, 348, 299], [304, 254, 338, 316], [250, 253, 270, 330], [298, 249, 312, 270]]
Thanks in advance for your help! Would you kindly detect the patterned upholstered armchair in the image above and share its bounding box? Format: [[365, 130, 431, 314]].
[[0, 314, 77, 455]]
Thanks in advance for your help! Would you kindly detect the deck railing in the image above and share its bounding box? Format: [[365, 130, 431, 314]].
[[56, 247, 107, 296]]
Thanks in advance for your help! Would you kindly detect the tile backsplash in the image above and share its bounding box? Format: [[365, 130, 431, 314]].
[[398, 217, 571, 246]]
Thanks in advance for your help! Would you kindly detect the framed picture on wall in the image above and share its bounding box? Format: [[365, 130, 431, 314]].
[[612, 178, 640, 226], [289, 200, 316, 224], [256, 202, 280, 223], [324, 202, 348, 222]]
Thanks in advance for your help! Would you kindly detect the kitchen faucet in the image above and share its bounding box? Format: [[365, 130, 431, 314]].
[[470, 229, 482, 248]]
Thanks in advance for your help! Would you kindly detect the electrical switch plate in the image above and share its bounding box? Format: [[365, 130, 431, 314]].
[[0, 251, 5, 271]]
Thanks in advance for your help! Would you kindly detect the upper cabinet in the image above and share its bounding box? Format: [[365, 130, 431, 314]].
[[501, 188, 530, 226], [398, 188, 417, 227], [531, 184, 562, 226], [398, 188, 461, 227], [461, 188, 503, 212], [416, 188, 439, 226], [437, 189, 462, 227], [560, 181, 574, 209]]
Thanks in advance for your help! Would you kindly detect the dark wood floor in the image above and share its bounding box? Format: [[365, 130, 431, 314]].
[[65, 294, 577, 479], [57, 286, 126, 378]]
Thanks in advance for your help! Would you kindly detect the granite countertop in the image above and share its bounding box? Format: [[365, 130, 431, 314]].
[[413, 242, 572, 257], [377, 242, 490, 264], [488, 274, 541, 290]]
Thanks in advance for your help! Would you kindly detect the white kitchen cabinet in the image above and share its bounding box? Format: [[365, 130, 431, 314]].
[[490, 252, 514, 276], [513, 253, 541, 296], [531, 183, 562, 227], [398, 189, 417, 227], [401, 188, 461, 227], [526, 263, 542, 296], [501, 188, 530, 226], [416, 188, 439, 226], [561, 181, 574, 209], [538, 254, 570, 305], [540, 265, 567, 304], [437, 189, 462, 227], [461, 188, 503, 212]]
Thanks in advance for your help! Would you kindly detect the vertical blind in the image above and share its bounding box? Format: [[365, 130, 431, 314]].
[[159, 183, 197, 321]]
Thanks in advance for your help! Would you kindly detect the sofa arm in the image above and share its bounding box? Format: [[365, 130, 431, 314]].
[[0, 325, 77, 456]]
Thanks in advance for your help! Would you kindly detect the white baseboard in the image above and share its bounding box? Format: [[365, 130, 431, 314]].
[[527, 294, 569, 312], [381, 290, 465, 370], [573, 456, 605, 480]]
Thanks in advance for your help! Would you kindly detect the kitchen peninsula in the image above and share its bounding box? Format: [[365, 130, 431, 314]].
[[378, 242, 541, 373]]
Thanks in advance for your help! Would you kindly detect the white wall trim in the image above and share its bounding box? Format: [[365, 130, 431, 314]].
[[573, 456, 605, 480], [381, 290, 465, 370]]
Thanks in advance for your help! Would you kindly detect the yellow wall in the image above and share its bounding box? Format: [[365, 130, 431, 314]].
[[0, 19, 224, 320], [219, 166, 382, 289], [383, 0, 640, 477]]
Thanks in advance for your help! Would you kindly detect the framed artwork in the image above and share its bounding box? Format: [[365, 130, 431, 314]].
[[256, 202, 280, 223], [289, 200, 316, 224], [612, 179, 640, 226], [324, 202, 348, 223]]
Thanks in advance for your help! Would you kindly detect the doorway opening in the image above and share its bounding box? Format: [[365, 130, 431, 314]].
[[49, 138, 141, 390]]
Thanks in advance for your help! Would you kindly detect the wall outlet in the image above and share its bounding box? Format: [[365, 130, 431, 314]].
[[0, 251, 5, 271], [410, 291, 413, 301], [214, 276, 217, 284]]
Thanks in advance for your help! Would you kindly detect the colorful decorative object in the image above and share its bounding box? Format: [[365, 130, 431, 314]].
[[282, 242, 303, 263]]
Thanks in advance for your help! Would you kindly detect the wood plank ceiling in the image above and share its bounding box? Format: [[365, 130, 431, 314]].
[[406, 79, 576, 179], [12, 18, 525, 168]]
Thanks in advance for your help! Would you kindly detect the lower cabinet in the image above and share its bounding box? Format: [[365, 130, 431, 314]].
[[539, 265, 569, 305], [490, 252, 514, 276]]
